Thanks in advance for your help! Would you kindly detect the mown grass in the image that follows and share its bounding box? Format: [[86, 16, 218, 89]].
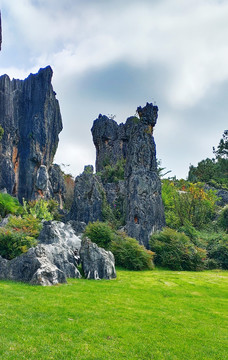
[[0, 269, 227, 360]]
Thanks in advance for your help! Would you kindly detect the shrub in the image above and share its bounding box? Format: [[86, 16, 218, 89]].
[[0, 228, 37, 260], [23, 198, 54, 221], [111, 235, 154, 270], [162, 180, 218, 229], [217, 206, 228, 232], [6, 215, 42, 238], [0, 125, 4, 141], [84, 221, 114, 249], [99, 158, 126, 184], [206, 233, 228, 269], [83, 221, 153, 270], [0, 193, 23, 218], [149, 228, 206, 271]]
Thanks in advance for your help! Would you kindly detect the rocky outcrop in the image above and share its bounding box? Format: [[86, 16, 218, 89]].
[[124, 105, 165, 248], [80, 237, 116, 280], [71, 102, 165, 248], [0, 66, 64, 202], [216, 189, 228, 206], [0, 221, 81, 285], [0, 221, 116, 285], [69, 165, 105, 223]]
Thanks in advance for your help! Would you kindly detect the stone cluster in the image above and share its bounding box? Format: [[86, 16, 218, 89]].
[[0, 66, 64, 203], [0, 221, 116, 285], [70, 103, 165, 248]]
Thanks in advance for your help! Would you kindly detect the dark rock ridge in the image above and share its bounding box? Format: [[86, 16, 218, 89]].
[[69, 165, 104, 223], [0, 221, 116, 285], [70, 103, 165, 248], [0, 66, 64, 203]]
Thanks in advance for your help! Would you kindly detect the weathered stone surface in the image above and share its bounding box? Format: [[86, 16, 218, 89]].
[[80, 237, 116, 280], [91, 115, 126, 172], [48, 164, 66, 207], [124, 104, 164, 248], [216, 189, 228, 206], [89, 102, 165, 248], [35, 165, 49, 192], [0, 249, 67, 286], [69, 166, 104, 224], [67, 220, 86, 235], [0, 221, 116, 285], [0, 221, 81, 285], [0, 66, 63, 202]]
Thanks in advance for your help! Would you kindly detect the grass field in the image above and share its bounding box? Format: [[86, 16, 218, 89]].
[[0, 269, 227, 360]]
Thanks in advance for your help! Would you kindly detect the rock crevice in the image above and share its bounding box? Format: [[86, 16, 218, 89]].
[[70, 102, 165, 248], [0, 66, 63, 202]]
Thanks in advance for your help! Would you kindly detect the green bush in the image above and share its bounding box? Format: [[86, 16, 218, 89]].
[[83, 221, 153, 270], [0, 214, 42, 260], [111, 234, 154, 270], [0, 125, 4, 141], [6, 215, 42, 238], [23, 198, 54, 221], [99, 158, 126, 184], [149, 227, 206, 271], [84, 221, 114, 249], [217, 206, 228, 232], [0, 228, 37, 260], [0, 193, 23, 218], [206, 233, 228, 269], [162, 180, 218, 229]]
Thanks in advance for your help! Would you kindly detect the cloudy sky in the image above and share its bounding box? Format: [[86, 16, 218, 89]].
[[0, 0, 227, 179]]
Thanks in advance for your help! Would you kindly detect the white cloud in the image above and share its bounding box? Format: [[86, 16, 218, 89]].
[[3, 0, 228, 107], [1, 0, 228, 178]]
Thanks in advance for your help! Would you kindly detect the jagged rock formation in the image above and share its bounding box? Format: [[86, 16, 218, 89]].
[[70, 102, 165, 248], [69, 165, 104, 223], [0, 221, 116, 285], [0, 66, 64, 203], [0, 221, 81, 285], [80, 237, 116, 280]]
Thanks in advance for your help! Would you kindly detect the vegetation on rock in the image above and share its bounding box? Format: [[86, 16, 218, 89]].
[[0, 195, 60, 260], [0, 125, 4, 141], [84, 221, 153, 270], [98, 157, 126, 184], [0, 193, 23, 218]]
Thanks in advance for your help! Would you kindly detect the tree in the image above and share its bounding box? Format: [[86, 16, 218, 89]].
[[213, 130, 228, 159], [188, 131, 228, 189]]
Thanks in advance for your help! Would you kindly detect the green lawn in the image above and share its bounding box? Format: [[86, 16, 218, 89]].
[[0, 269, 227, 360]]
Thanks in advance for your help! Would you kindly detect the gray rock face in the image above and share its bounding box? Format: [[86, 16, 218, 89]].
[[0, 66, 63, 202], [71, 102, 165, 248], [69, 166, 105, 224], [0, 221, 82, 285], [216, 189, 228, 206], [124, 105, 164, 248], [0, 221, 116, 285], [91, 115, 126, 172], [48, 164, 66, 208], [80, 237, 116, 280]]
